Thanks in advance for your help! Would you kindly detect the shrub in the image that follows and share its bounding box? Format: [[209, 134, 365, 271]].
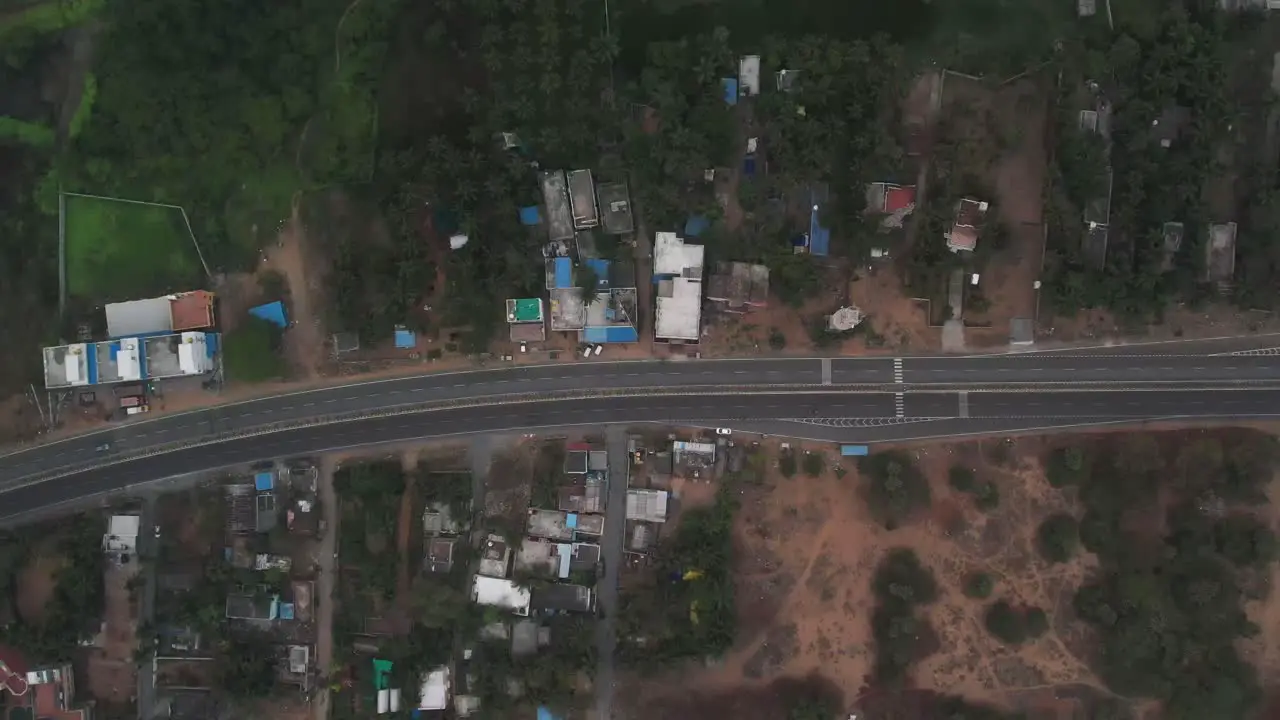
[[963, 572, 994, 599], [985, 600, 1049, 644], [1213, 515, 1278, 567], [1046, 446, 1087, 487], [872, 548, 939, 605], [779, 449, 798, 477], [224, 316, 286, 382], [769, 328, 787, 350], [1037, 513, 1080, 563], [974, 482, 1000, 511], [1025, 607, 1049, 638], [859, 452, 931, 529], [802, 452, 825, 477], [984, 600, 1026, 644], [870, 548, 940, 683], [948, 466, 977, 493]]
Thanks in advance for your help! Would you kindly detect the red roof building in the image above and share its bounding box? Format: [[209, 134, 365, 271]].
[[946, 198, 988, 253], [0, 644, 30, 698], [884, 185, 916, 213]]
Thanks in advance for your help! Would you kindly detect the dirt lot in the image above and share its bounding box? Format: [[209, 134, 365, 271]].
[[623, 433, 1182, 718], [14, 539, 62, 624], [216, 197, 328, 381], [937, 72, 1049, 348], [87, 559, 138, 704]]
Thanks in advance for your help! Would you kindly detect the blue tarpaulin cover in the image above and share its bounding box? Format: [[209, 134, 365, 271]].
[[721, 77, 738, 105], [394, 329, 415, 349], [684, 215, 710, 237], [520, 206, 541, 225], [585, 258, 610, 288], [255, 472, 274, 491], [249, 301, 288, 328]]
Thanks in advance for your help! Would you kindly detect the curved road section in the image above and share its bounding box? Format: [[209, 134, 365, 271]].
[[3, 346, 1280, 516]]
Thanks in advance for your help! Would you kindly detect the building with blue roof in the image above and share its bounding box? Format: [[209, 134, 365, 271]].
[[394, 327, 416, 349], [42, 331, 220, 389], [807, 185, 831, 257], [519, 205, 541, 226]]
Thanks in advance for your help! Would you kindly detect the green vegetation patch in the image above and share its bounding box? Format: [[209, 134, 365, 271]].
[[870, 548, 939, 683], [67, 74, 97, 140], [618, 456, 757, 669], [983, 599, 1048, 645], [0, 0, 102, 39], [1064, 431, 1278, 718], [1036, 513, 1079, 563], [859, 451, 931, 529], [0, 117, 54, 148], [222, 316, 286, 383], [62, 193, 204, 301]]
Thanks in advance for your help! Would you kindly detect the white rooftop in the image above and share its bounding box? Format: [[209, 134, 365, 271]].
[[103, 514, 140, 553], [653, 232, 704, 277], [739, 55, 761, 96], [43, 343, 90, 388], [626, 489, 669, 523], [418, 667, 450, 710], [177, 332, 212, 374], [471, 575, 531, 616], [117, 337, 142, 381], [105, 296, 173, 338], [655, 276, 703, 341]]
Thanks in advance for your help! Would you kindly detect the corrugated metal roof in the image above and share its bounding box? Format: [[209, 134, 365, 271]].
[[105, 296, 173, 338]]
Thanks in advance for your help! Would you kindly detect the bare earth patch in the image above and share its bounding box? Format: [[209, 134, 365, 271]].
[[623, 435, 1120, 718], [15, 540, 63, 624]]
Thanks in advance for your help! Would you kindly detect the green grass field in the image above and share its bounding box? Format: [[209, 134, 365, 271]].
[[63, 193, 206, 302]]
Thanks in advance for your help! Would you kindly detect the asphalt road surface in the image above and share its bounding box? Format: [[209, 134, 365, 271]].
[[7, 350, 1280, 482], [5, 387, 1280, 520]]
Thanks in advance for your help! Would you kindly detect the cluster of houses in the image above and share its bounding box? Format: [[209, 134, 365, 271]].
[[413, 443, 608, 717], [507, 169, 641, 347], [40, 290, 220, 420], [467, 443, 606, 617], [0, 650, 90, 720], [152, 462, 320, 699], [622, 432, 745, 557], [1076, 86, 1236, 290]]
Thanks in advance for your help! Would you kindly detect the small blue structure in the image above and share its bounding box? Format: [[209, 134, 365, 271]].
[[249, 301, 288, 328], [743, 155, 757, 177], [566, 513, 579, 529], [537, 708, 565, 720], [721, 77, 739, 105], [278, 602, 295, 620], [808, 188, 831, 257], [554, 257, 574, 289], [841, 445, 870, 457], [585, 258, 610, 289], [583, 325, 639, 343], [254, 471, 274, 491], [394, 328, 416, 349], [684, 214, 710, 238], [519, 206, 541, 226]]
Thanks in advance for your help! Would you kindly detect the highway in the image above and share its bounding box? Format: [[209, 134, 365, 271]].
[[5, 385, 1280, 519], [1, 338, 1280, 516], [6, 350, 1280, 481]]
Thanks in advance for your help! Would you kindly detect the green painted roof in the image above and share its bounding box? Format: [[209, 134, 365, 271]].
[[509, 298, 543, 323]]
